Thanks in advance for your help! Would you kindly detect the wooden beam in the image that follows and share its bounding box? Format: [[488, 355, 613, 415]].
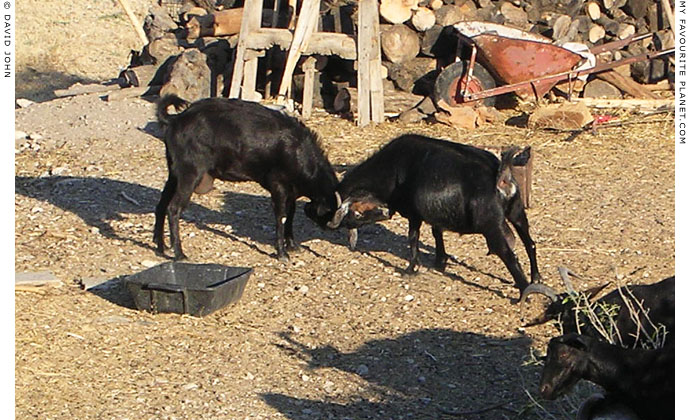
[[116, 0, 148, 46], [276, 0, 321, 101], [228, 0, 263, 98]]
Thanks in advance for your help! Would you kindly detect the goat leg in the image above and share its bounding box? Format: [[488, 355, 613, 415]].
[[484, 228, 529, 293], [405, 218, 423, 274], [270, 187, 290, 262], [154, 176, 177, 253], [432, 226, 448, 271], [284, 197, 302, 252], [506, 203, 541, 283]]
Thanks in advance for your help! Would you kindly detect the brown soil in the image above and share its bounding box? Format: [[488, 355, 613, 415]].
[[15, 2, 675, 419]]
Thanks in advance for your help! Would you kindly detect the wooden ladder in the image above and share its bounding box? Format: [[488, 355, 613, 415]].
[[228, 0, 384, 125]]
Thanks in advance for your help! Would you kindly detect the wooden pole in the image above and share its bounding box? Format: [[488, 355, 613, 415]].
[[277, 0, 320, 102], [116, 0, 148, 46]]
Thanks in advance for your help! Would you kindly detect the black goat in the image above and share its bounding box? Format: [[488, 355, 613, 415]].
[[540, 333, 675, 420], [311, 134, 541, 296], [523, 271, 675, 347], [154, 94, 339, 260]]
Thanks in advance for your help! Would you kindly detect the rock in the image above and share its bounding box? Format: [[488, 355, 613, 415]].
[[528, 102, 594, 130], [435, 103, 478, 130], [398, 108, 426, 123], [29, 133, 43, 141], [584, 79, 623, 99], [160, 49, 212, 102], [355, 364, 369, 376], [476, 106, 505, 124], [15, 130, 27, 141], [16, 98, 34, 108], [416, 96, 437, 115]]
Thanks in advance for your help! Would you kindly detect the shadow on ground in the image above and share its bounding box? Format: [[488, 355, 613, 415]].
[[263, 328, 550, 419], [16, 69, 102, 103], [16, 175, 522, 301]]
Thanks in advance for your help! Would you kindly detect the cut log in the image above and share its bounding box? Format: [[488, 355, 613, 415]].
[[595, 16, 619, 35], [602, 0, 626, 10], [660, 0, 675, 36], [623, 0, 648, 19], [384, 57, 437, 93], [585, 1, 601, 20], [381, 24, 420, 64], [119, 64, 165, 87], [106, 85, 161, 101], [434, 5, 465, 26], [54, 82, 121, 98], [572, 97, 674, 111], [412, 7, 436, 31], [588, 24, 606, 43], [333, 86, 424, 116], [616, 23, 636, 39], [595, 70, 661, 99], [186, 8, 246, 38], [429, 0, 444, 10], [380, 0, 418, 24], [528, 102, 593, 130], [500, 2, 529, 28], [552, 15, 572, 41], [420, 24, 456, 59]]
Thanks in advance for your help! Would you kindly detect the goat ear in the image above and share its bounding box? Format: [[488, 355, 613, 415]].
[[513, 146, 531, 166], [582, 282, 610, 301], [562, 334, 591, 351]]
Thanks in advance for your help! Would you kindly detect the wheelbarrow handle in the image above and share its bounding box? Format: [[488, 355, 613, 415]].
[[590, 32, 654, 55]]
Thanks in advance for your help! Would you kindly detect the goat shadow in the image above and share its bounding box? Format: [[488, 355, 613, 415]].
[[263, 328, 546, 419], [14, 175, 416, 261], [16, 175, 517, 298]]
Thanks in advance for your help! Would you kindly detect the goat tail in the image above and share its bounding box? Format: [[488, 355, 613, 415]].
[[157, 94, 189, 126]]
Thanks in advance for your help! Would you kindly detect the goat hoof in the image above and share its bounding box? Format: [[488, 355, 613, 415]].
[[434, 261, 447, 272], [286, 242, 303, 253], [173, 253, 189, 261], [404, 266, 419, 276]]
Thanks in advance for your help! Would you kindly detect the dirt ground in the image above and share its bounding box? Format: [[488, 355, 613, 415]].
[[15, 1, 675, 419]]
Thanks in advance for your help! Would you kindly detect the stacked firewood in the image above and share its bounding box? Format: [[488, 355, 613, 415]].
[[108, 0, 673, 126]]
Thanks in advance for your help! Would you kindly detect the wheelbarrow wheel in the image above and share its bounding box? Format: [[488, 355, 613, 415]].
[[433, 61, 497, 108]]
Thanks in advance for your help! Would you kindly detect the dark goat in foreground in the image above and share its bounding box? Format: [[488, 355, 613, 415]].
[[540, 333, 675, 420], [154, 94, 339, 260], [310, 134, 541, 296], [524, 271, 675, 347]]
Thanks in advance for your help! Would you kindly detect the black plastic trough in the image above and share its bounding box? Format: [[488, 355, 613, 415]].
[[125, 262, 252, 317]]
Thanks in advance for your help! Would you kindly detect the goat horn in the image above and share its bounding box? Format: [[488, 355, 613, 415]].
[[335, 191, 342, 208], [519, 283, 558, 304], [327, 200, 349, 229], [557, 267, 578, 294]]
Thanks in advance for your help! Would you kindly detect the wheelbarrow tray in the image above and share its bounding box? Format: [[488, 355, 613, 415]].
[[453, 21, 586, 98], [125, 262, 253, 317]]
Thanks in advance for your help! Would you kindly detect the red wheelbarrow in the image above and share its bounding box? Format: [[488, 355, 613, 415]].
[[433, 21, 675, 107]]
